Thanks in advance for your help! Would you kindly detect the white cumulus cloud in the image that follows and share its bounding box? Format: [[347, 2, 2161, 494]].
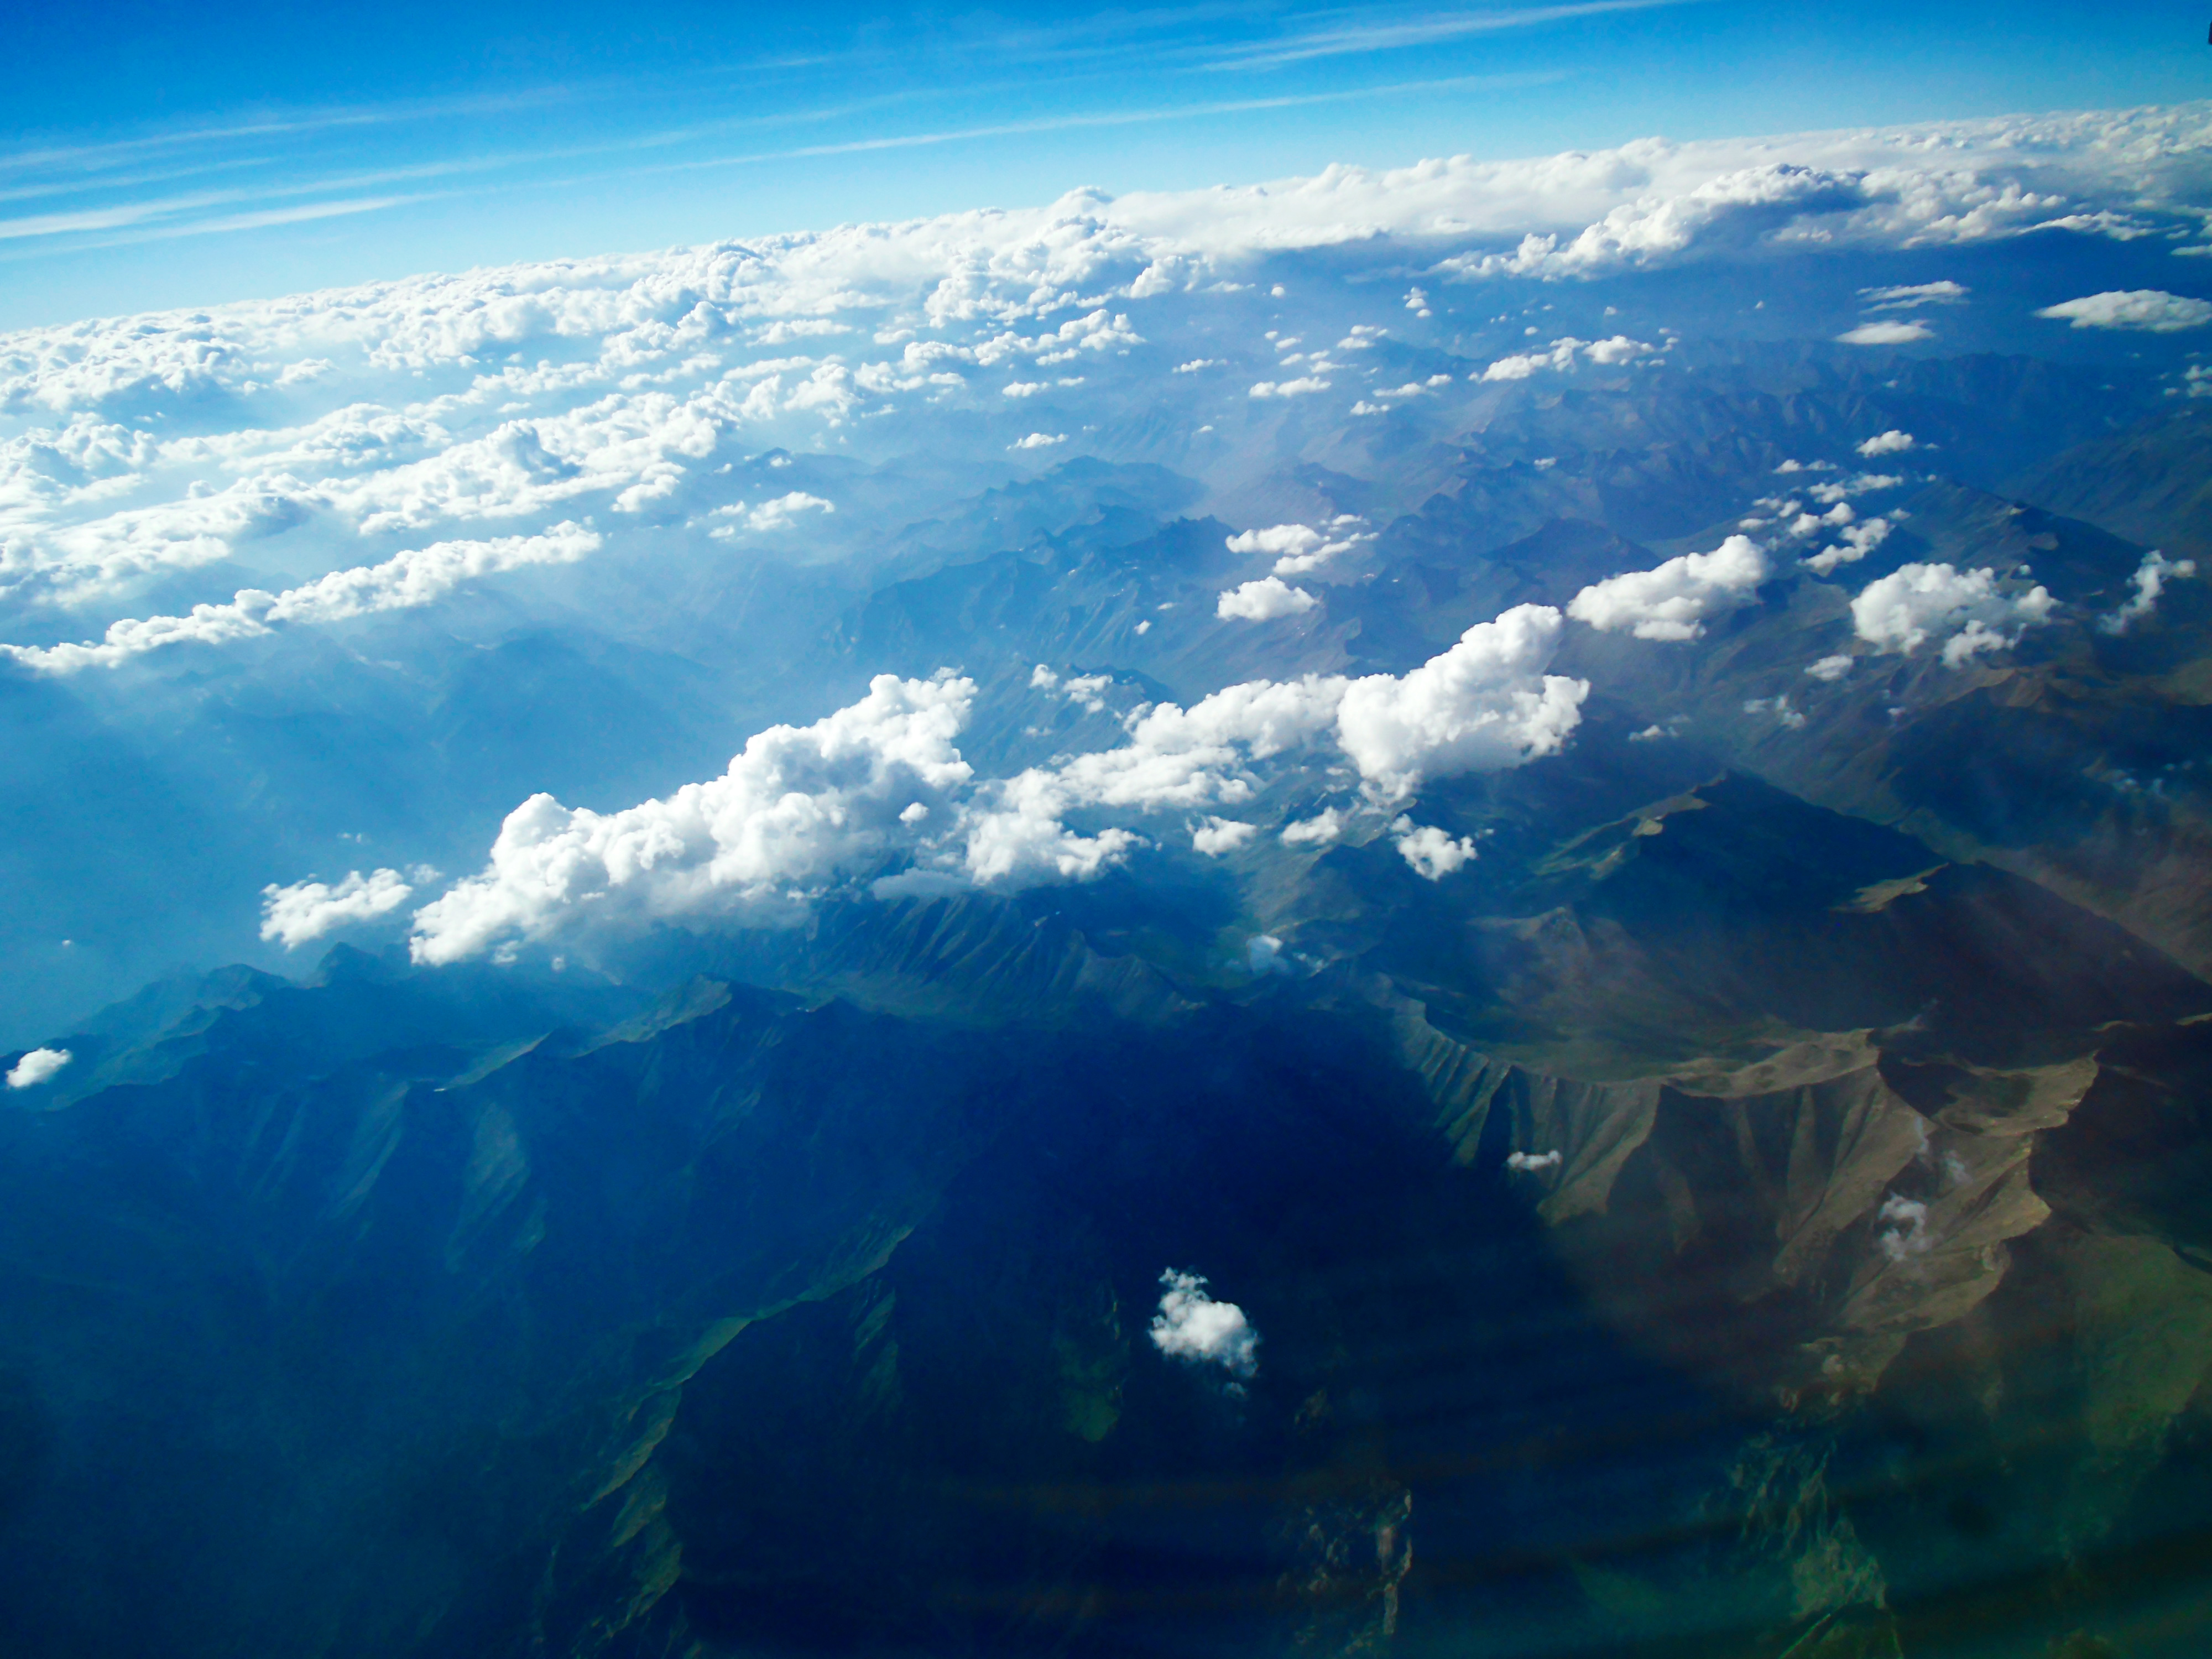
[[1280, 807, 1344, 846], [410, 672, 977, 964], [1392, 817, 1478, 879], [1149, 1270, 1258, 1378], [1192, 816, 1259, 855], [1218, 577, 1319, 620], [260, 868, 419, 950], [1851, 562, 2056, 666], [2100, 550, 2197, 635], [1248, 376, 1332, 398], [1334, 603, 1588, 799], [1567, 534, 1768, 640], [1858, 429, 1916, 456], [6, 1047, 71, 1089]]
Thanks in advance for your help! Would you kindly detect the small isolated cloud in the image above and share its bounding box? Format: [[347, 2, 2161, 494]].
[[1002, 381, 1046, 398], [2101, 551, 2197, 635], [1218, 577, 1319, 620], [1173, 358, 1222, 373], [1876, 1193, 1931, 1261], [1806, 654, 1855, 681], [1567, 534, 1768, 640], [1391, 816, 1478, 879], [1249, 377, 1332, 398], [260, 867, 417, 949], [1858, 429, 1916, 456], [1851, 562, 2056, 666], [2037, 290, 2212, 332], [1227, 524, 1324, 559], [1150, 1270, 1259, 1379], [1280, 807, 1344, 846], [1226, 521, 1360, 577], [1192, 816, 1258, 855], [1838, 320, 1933, 346], [1804, 516, 1893, 575], [1010, 431, 1066, 450], [1743, 693, 1806, 729], [716, 492, 833, 533], [1481, 335, 1653, 381], [1859, 281, 1968, 310], [1506, 1148, 1561, 1172], [6, 1047, 71, 1089]]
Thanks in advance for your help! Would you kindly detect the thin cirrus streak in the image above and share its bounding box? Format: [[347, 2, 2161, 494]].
[[613, 70, 1576, 176], [0, 70, 1570, 261], [1206, 0, 1708, 70], [0, 195, 427, 262]]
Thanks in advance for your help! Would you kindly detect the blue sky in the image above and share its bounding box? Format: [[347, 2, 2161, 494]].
[[1, 0, 2204, 328]]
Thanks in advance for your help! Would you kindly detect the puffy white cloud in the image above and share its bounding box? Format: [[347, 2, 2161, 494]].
[[2100, 550, 2197, 635], [1060, 672, 1112, 713], [1225, 524, 1323, 559], [1858, 429, 1916, 456], [1280, 807, 1345, 846], [711, 492, 833, 534], [5, 1047, 71, 1089], [1480, 334, 1654, 382], [1804, 516, 1893, 575], [1192, 816, 1259, 856], [1227, 521, 1364, 577], [1392, 817, 1478, 879], [1217, 577, 1319, 620], [1506, 1148, 1562, 1172], [1838, 320, 1932, 346], [1010, 431, 1066, 450], [1149, 1270, 1258, 1378], [1248, 377, 1331, 398], [6, 525, 601, 672], [2037, 290, 2212, 332], [1806, 653, 1855, 681], [410, 672, 977, 964], [1851, 562, 2056, 666], [259, 868, 418, 950], [1567, 534, 1768, 640], [1444, 163, 1873, 281], [1334, 604, 1588, 799]]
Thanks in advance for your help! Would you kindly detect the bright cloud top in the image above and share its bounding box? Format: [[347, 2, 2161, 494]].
[[1149, 1270, 1259, 1379], [1851, 562, 2056, 667], [1218, 576, 1318, 620], [2101, 550, 2197, 635], [1837, 320, 1932, 346], [410, 672, 978, 964], [1567, 534, 1768, 641], [2036, 290, 2212, 332], [260, 868, 421, 950], [406, 605, 1588, 958], [5, 1046, 71, 1089]]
